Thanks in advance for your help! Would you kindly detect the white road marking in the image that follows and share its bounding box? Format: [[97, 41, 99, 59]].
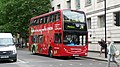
[[79, 63, 83, 65], [89, 63, 93, 65], [60, 64, 63, 66], [17, 59, 29, 63], [99, 63, 102, 65], [4, 59, 29, 65], [49, 64, 53, 66], [69, 64, 73, 65]]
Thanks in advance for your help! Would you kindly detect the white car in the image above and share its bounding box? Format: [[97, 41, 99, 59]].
[[0, 33, 17, 62]]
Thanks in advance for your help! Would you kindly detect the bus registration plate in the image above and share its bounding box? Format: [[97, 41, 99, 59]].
[[73, 54, 79, 56]]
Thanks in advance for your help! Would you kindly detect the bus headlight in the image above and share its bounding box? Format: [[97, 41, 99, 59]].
[[85, 53, 87, 55]]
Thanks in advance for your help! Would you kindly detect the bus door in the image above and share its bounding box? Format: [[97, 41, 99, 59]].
[[38, 35, 44, 53], [54, 33, 62, 44], [42, 35, 48, 54], [53, 33, 62, 55], [79, 34, 87, 46]]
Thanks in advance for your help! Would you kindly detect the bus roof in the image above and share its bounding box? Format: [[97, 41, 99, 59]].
[[30, 9, 84, 21], [30, 9, 61, 21]]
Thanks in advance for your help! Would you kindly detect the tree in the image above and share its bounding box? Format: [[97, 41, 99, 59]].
[[0, 0, 51, 38]]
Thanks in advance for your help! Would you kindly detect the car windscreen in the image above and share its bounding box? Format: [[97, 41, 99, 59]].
[[0, 38, 14, 46]]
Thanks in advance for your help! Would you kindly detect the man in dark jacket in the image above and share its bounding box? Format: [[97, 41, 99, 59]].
[[98, 39, 107, 56]]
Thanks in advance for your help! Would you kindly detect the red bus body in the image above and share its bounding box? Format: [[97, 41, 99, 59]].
[[29, 9, 88, 57]]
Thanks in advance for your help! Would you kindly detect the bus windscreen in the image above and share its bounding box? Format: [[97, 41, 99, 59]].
[[63, 33, 87, 46]]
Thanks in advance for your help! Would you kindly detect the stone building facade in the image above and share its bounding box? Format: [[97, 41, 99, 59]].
[[50, 0, 120, 51]]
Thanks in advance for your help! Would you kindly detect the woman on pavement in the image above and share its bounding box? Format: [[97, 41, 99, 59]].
[[107, 40, 119, 67]]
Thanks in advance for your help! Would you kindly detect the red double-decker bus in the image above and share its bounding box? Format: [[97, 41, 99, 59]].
[[29, 9, 88, 58]]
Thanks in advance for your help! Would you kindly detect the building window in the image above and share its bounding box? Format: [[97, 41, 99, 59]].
[[76, 0, 80, 10], [57, 4, 60, 9], [114, 12, 120, 26], [97, 0, 104, 3], [85, 0, 92, 7], [98, 15, 105, 28], [67, 0, 71, 9], [87, 18, 91, 29]]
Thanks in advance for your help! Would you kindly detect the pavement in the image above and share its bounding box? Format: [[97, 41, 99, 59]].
[[85, 51, 120, 62]]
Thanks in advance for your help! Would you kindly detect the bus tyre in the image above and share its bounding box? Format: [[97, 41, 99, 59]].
[[49, 48, 53, 57], [32, 46, 36, 55], [71, 56, 75, 59]]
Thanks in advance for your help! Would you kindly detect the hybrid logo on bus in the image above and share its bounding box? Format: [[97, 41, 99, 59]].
[[31, 27, 53, 34], [55, 24, 62, 30], [31, 28, 34, 35]]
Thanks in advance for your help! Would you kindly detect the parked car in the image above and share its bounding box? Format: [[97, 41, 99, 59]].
[[0, 33, 17, 62]]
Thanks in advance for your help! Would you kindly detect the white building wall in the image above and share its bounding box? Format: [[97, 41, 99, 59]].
[[71, 0, 76, 10], [51, 0, 65, 10], [51, 0, 120, 51], [107, 0, 120, 7]]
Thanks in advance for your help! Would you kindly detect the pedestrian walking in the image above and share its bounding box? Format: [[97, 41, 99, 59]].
[[107, 40, 119, 67], [98, 39, 107, 56]]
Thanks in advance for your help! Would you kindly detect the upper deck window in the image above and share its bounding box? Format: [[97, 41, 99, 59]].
[[30, 12, 60, 26], [63, 10, 85, 23]]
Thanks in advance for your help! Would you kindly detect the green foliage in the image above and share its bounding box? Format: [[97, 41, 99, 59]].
[[0, 0, 51, 38]]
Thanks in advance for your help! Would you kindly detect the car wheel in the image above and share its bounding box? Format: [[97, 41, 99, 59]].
[[13, 58, 17, 62]]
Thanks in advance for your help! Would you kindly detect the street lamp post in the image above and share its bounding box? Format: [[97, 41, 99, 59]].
[[104, 0, 107, 58]]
